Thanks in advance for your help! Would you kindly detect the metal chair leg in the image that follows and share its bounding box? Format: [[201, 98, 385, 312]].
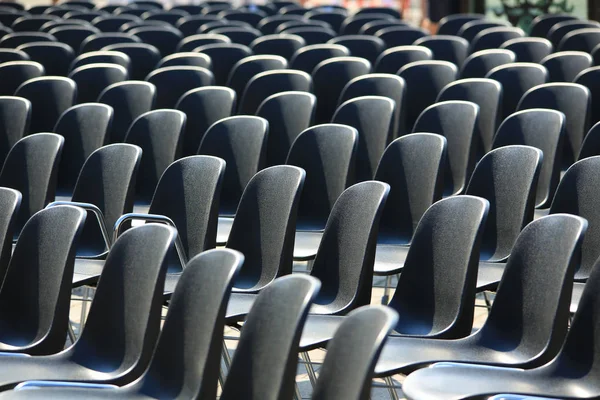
[[67, 324, 76, 344], [294, 381, 302, 400], [301, 352, 318, 388], [381, 275, 393, 304], [385, 376, 400, 400]]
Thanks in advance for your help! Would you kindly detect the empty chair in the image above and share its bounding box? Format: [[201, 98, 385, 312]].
[[458, 20, 511, 42], [176, 33, 230, 52], [0, 49, 29, 63], [194, 43, 252, 85], [142, 10, 188, 25], [69, 63, 128, 103], [218, 9, 267, 27], [55, 104, 114, 193], [42, 19, 93, 31], [398, 60, 458, 131], [414, 35, 469, 67], [156, 52, 211, 68], [312, 56, 372, 124], [558, 27, 600, 52], [171, 4, 205, 14], [80, 32, 141, 53], [518, 83, 590, 167], [359, 19, 409, 35], [92, 15, 141, 32], [531, 13, 578, 37], [124, 110, 186, 203], [438, 78, 503, 155], [249, 33, 305, 60], [211, 26, 261, 46], [374, 45, 432, 74], [548, 19, 600, 48], [0, 133, 63, 232], [486, 62, 548, 120], [0, 11, 26, 28], [437, 13, 485, 35], [329, 35, 385, 63], [0, 32, 56, 48], [277, 19, 332, 33], [11, 15, 57, 31], [575, 66, 600, 125], [257, 14, 303, 34], [340, 14, 395, 35], [306, 10, 346, 32], [238, 69, 311, 114], [16, 42, 74, 76], [500, 37, 553, 63], [14, 77, 76, 133], [284, 26, 336, 45], [355, 7, 401, 18], [102, 42, 160, 80], [69, 50, 130, 72], [176, 15, 220, 35], [338, 73, 405, 139], [375, 26, 429, 48], [129, 25, 182, 56], [98, 81, 155, 143], [227, 54, 288, 99], [64, 11, 105, 22], [289, 43, 349, 73], [541, 51, 593, 82], [257, 91, 316, 166], [176, 86, 236, 156], [469, 27, 525, 53], [460, 48, 516, 78], [0, 96, 30, 165], [146, 66, 213, 109], [48, 26, 98, 54]]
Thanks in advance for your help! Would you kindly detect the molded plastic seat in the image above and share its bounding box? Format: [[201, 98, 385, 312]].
[[531, 13, 578, 37], [470, 27, 525, 53], [558, 27, 600, 52], [460, 49, 515, 79], [128, 26, 182, 56], [340, 14, 394, 35], [548, 20, 600, 48], [176, 15, 220, 36], [211, 27, 261, 46], [277, 20, 333, 33], [541, 51, 593, 82], [11, 15, 57, 32], [257, 91, 316, 166], [257, 14, 303, 34], [91, 15, 141, 33], [0, 96, 29, 165], [124, 110, 186, 204], [0, 49, 29, 63], [375, 26, 429, 48], [238, 69, 311, 114], [356, 7, 401, 18], [16, 42, 74, 76], [358, 19, 408, 35], [69, 50, 130, 73], [284, 26, 336, 45], [0, 61, 44, 95], [176, 33, 230, 52], [142, 10, 188, 25], [249, 33, 305, 60], [485, 62, 548, 120], [374, 45, 432, 74], [0, 32, 56, 48], [69, 63, 128, 103], [48, 26, 99, 55], [0, 11, 26, 28], [458, 20, 511, 42], [500, 37, 553, 63], [175, 86, 236, 156], [226, 54, 288, 99], [145, 66, 214, 109], [437, 13, 485, 35], [312, 56, 371, 124], [413, 35, 469, 67], [306, 10, 346, 33], [328, 35, 385, 63], [199, 21, 248, 34], [193, 43, 252, 85], [574, 66, 600, 127], [217, 9, 266, 27], [80, 32, 141, 53], [101, 43, 160, 80], [155, 52, 211, 69], [289, 43, 349, 73], [41, 20, 93, 32]]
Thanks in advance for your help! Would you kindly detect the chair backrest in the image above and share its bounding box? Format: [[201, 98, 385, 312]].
[[575, 66, 600, 127], [69, 63, 129, 103], [80, 32, 141, 53], [558, 27, 600, 52], [176, 33, 230, 52], [0, 49, 30, 63], [469, 27, 525, 53], [517, 82, 590, 167], [129, 26, 183, 56], [131, 249, 243, 399], [257, 91, 316, 166], [249, 33, 305, 60], [306, 10, 346, 32], [102, 42, 161, 80], [398, 60, 458, 131], [11, 15, 57, 31], [194, 43, 253, 85], [217, 9, 266, 27], [212, 27, 261, 46], [413, 100, 479, 196], [549, 156, 600, 280], [176, 15, 221, 35], [437, 13, 485, 35], [460, 49, 515, 79], [458, 20, 511, 42], [475, 214, 586, 367], [0, 32, 57, 48], [389, 195, 488, 338], [540, 51, 593, 82], [286, 123, 357, 230], [549, 20, 600, 48], [310, 180, 390, 314], [500, 37, 552, 64], [124, 110, 186, 202], [149, 155, 225, 259], [579, 121, 600, 160], [92, 16, 141, 33], [328, 35, 385, 63], [0, 133, 63, 232], [227, 54, 288, 99], [312, 306, 398, 400], [485, 62, 548, 120], [0, 61, 44, 96], [156, 52, 212, 69], [16, 42, 75, 76], [283, 26, 337, 46], [0, 96, 30, 165], [98, 81, 156, 143], [68, 224, 176, 384], [289, 43, 349, 73], [258, 15, 302, 34], [359, 19, 408, 35], [238, 69, 311, 115], [69, 50, 131, 73], [0, 206, 84, 354], [48, 26, 98, 54], [413, 35, 469, 67], [226, 166, 305, 291], [55, 103, 114, 193], [220, 275, 320, 400], [375, 26, 429, 48], [145, 65, 214, 109], [374, 133, 446, 245], [374, 45, 432, 74], [530, 13, 577, 37], [0, 188, 20, 283]]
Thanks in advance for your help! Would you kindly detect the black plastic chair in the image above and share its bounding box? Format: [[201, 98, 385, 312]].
[[486, 62, 548, 120], [306, 10, 346, 33], [217, 9, 266, 27], [312, 56, 371, 124], [0, 49, 29, 63], [0, 133, 63, 233], [0, 96, 29, 165], [11, 15, 57, 31], [470, 26, 525, 53], [48, 26, 99, 54], [211, 26, 261, 46], [145, 66, 213, 109], [64, 11, 105, 23], [413, 35, 469, 67], [69, 50, 130, 73], [124, 110, 186, 204], [238, 69, 311, 115], [249, 33, 305, 60], [193, 43, 252, 85], [257, 91, 316, 166], [437, 13, 485, 35], [257, 14, 302, 34], [530, 13, 578, 37], [101, 42, 160, 80], [558, 27, 600, 52], [277, 20, 333, 33], [359, 19, 408, 35], [574, 66, 600, 126], [376, 212, 585, 382], [14, 76, 76, 133], [329, 34, 385, 63], [549, 20, 600, 48], [0, 11, 26, 28], [176, 86, 236, 156], [375, 26, 429, 48], [500, 37, 553, 63], [542, 51, 593, 83], [176, 15, 220, 35], [97, 81, 155, 143], [226, 54, 288, 100], [518, 83, 590, 167], [80, 32, 141, 53], [398, 60, 458, 132], [69, 63, 128, 103], [0, 32, 56, 48], [460, 48, 516, 79], [0, 61, 44, 95], [492, 109, 565, 209], [176, 33, 230, 52], [458, 19, 511, 42], [284, 26, 336, 45], [155, 52, 211, 69], [374, 45, 432, 74], [356, 7, 401, 18], [128, 26, 182, 56], [15, 42, 74, 76], [289, 43, 349, 73], [340, 14, 394, 35], [142, 10, 188, 25], [92, 15, 141, 33], [41, 19, 93, 31]]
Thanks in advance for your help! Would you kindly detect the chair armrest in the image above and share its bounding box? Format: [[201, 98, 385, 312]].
[[47, 201, 112, 249], [15, 381, 117, 390]]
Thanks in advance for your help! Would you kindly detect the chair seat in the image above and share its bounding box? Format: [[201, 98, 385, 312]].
[[477, 261, 506, 291], [72, 258, 105, 286], [225, 292, 258, 323], [163, 272, 181, 297], [299, 313, 345, 351], [293, 230, 323, 260], [570, 282, 585, 314], [374, 244, 409, 275], [216, 216, 234, 245]]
